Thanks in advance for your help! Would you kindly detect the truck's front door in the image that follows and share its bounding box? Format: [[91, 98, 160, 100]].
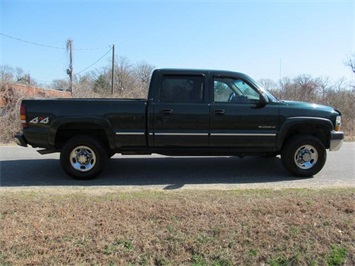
[[210, 76, 279, 149], [152, 74, 209, 147]]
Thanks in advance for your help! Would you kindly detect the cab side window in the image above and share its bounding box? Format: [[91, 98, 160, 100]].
[[214, 79, 234, 102], [214, 77, 260, 103], [160, 76, 204, 103]]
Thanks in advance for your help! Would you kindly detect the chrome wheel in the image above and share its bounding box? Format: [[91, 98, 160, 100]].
[[281, 135, 326, 177], [61, 136, 107, 179], [69, 145, 97, 172], [294, 144, 318, 170]]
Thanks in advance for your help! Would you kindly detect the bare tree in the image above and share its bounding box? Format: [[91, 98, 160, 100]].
[[279, 77, 297, 99], [74, 74, 96, 97], [345, 54, 355, 74], [15, 67, 24, 82], [277, 75, 321, 102], [258, 78, 279, 98], [51, 79, 70, 91], [113, 57, 137, 97], [0, 65, 15, 82], [317, 76, 331, 102], [295, 75, 320, 102], [258, 79, 277, 91], [133, 61, 155, 98]]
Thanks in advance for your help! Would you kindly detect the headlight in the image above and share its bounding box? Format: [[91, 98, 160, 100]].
[[335, 116, 341, 131]]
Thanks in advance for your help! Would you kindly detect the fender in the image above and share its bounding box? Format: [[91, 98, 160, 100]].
[[48, 116, 116, 150], [276, 116, 334, 150]]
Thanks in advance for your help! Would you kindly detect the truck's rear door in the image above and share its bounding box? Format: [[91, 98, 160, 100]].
[[150, 73, 210, 147]]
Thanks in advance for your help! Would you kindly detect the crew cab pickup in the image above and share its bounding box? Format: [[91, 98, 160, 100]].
[[15, 69, 344, 179]]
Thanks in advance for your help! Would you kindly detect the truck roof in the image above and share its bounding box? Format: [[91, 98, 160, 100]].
[[154, 68, 250, 79]]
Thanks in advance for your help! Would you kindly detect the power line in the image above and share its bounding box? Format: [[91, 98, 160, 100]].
[[1, 33, 114, 81], [0, 32, 65, 50], [0, 32, 109, 51], [74, 46, 112, 51], [75, 47, 113, 75], [43, 50, 68, 80]]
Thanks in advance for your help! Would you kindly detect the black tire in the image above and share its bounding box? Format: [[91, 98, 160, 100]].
[[60, 135, 108, 180], [281, 135, 326, 177], [107, 150, 115, 159]]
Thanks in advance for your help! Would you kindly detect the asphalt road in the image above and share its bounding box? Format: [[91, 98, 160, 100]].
[[0, 143, 354, 190]]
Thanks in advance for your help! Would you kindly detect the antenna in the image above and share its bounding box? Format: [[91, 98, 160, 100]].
[[111, 44, 115, 95]]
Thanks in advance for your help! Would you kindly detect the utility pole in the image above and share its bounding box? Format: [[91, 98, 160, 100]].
[[66, 39, 73, 95], [111, 44, 115, 95]]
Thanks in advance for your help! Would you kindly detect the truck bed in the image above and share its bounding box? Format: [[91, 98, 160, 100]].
[[21, 98, 147, 150]]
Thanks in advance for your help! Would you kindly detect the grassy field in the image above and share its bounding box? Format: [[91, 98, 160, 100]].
[[0, 189, 354, 265]]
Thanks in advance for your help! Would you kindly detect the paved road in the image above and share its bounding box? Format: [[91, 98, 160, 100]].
[[0, 143, 354, 190]]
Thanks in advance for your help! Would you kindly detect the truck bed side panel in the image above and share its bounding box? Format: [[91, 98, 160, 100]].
[[23, 98, 147, 150]]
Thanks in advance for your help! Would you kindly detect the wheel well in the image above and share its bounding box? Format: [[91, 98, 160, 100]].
[[55, 125, 110, 151], [283, 124, 330, 149]]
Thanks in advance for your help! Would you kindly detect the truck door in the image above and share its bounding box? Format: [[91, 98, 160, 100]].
[[152, 74, 209, 147], [210, 76, 279, 149]]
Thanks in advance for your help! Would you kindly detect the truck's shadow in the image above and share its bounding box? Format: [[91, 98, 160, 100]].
[[0, 156, 306, 188]]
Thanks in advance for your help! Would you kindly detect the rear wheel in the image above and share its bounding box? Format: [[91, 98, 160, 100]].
[[60, 135, 107, 180], [281, 135, 326, 177]]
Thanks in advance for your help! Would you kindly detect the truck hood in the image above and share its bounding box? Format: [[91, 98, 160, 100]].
[[279, 100, 341, 124], [282, 100, 336, 113]]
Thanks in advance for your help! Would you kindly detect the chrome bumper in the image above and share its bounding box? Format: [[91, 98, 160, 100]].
[[329, 131, 344, 151], [15, 133, 28, 147]]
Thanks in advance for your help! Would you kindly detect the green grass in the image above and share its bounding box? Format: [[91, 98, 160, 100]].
[[327, 245, 347, 266]]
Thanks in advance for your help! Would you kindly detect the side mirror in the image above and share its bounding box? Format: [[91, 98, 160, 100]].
[[258, 92, 269, 107]]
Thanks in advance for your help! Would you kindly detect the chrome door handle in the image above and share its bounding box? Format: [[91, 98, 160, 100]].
[[213, 109, 225, 115], [160, 109, 173, 115]]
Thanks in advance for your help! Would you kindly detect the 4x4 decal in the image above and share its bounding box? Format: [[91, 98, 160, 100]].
[[29, 116, 50, 124]]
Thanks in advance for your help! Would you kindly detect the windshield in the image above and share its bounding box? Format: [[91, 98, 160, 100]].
[[248, 77, 279, 102], [232, 79, 260, 100]]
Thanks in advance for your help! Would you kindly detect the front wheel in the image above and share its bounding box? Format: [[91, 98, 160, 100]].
[[60, 136, 108, 180], [281, 135, 326, 177]]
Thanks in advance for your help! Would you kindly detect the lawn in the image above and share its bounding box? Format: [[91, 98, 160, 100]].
[[0, 188, 354, 265]]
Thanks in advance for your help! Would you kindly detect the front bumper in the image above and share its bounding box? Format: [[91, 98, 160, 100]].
[[15, 133, 28, 147], [329, 130, 344, 151]]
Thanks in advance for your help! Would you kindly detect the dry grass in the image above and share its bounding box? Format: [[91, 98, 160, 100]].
[[0, 189, 354, 266], [345, 135, 355, 142], [0, 82, 70, 144]]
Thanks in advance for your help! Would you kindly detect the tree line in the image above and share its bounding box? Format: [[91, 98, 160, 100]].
[[0, 57, 354, 143], [0, 57, 155, 98], [260, 75, 354, 138]]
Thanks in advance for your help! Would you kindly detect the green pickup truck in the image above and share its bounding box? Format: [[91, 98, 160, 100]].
[[15, 69, 344, 179]]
